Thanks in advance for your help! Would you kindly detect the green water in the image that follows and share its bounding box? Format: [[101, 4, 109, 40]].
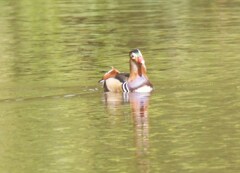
[[0, 0, 239, 173]]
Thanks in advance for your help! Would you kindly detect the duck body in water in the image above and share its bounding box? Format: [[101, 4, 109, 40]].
[[99, 49, 153, 93]]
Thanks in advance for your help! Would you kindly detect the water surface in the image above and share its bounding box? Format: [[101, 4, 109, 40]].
[[0, 0, 239, 173]]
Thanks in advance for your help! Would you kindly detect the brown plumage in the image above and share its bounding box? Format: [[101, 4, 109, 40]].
[[99, 49, 153, 92]]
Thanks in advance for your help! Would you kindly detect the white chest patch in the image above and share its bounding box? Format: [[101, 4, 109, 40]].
[[134, 85, 153, 92]]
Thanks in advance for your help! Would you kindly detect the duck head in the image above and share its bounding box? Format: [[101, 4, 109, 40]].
[[128, 49, 147, 81], [129, 49, 145, 65]]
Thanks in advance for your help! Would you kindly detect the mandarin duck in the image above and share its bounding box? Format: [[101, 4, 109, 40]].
[[99, 49, 153, 92]]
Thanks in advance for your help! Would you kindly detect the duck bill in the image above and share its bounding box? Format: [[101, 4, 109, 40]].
[[137, 56, 145, 64]]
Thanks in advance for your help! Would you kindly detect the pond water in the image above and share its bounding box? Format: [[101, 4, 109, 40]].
[[0, 0, 239, 173]]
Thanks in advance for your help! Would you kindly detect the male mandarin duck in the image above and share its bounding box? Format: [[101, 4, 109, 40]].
[[99, 49, 153, 92]]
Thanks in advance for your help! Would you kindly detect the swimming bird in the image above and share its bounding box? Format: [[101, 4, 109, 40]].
[[99, 49, 153, 92]]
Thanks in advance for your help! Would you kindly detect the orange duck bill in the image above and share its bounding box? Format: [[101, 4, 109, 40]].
[[99, 49, 153, 93]]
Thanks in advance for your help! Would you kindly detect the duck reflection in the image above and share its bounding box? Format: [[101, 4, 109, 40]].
[[103, 92, 150, 172], [102, 92, 130, 116], [130, 92, 150, 155]]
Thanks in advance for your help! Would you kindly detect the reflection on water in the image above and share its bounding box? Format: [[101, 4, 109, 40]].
[[129, 93, 150, 173], [103, 92, 150, 173]]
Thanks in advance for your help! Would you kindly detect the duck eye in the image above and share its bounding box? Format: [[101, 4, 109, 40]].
[[131, 54, 135, 58]]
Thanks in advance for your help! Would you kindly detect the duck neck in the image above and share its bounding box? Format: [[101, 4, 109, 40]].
[[128, 60, 148, 82]]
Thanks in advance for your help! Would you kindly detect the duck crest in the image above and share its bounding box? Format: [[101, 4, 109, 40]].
[[99, 49, 153, 92]]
